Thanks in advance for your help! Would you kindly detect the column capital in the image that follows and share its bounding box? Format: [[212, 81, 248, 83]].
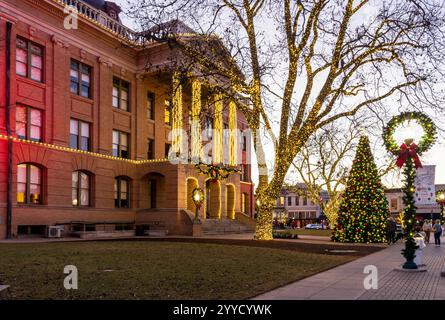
[[135, 73, 145, 82], [51, 35, 69, 49], [98, 56, 113, 68]]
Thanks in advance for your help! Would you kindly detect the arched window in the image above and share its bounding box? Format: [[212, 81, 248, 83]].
[[17, 163, 42, 204], [115, 176, 130, 208], [72, 171, 91, 206]]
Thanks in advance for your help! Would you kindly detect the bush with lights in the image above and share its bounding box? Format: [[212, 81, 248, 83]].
[[332, 136, 389, 243]]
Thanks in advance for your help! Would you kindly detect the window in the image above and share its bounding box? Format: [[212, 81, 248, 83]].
[[279, 196, 285, 206], [288, 196, 292, 206], [241, 164, 249, 182], [165, 143, 171, 158], [16, 105, 42, 142], [70, 119, 90, 151], [70, 60, 92, 98], [115, 176, 129, 208], [72, 171, 90, 206], [204, 116, 213, 138], [112, 130, 129, 158], [390, 198, 398, 211], [242, 135, 247, 151], [147, 92, 155, 120], [242, 193, 249, 214], [17, 163, 42, 204], [164, 100, 171, 125], [303, 197, 308, 206], [147, 139, 154, 159], [112, 78, 130, 111], [16, 37, 43, 82], [223, 123, 229, 145]]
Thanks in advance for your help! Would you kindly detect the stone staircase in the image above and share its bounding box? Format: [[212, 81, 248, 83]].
[[202, 218, 254, 235]]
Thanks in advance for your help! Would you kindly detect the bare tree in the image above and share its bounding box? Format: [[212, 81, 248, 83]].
[[288, 120, 361, 227], [288, 118, 396, 227], [127, 0, 445, 240]]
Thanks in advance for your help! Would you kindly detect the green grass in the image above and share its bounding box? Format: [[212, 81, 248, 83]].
[[0, 241, 352, 300]]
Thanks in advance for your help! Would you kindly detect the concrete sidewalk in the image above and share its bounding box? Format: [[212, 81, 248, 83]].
[[253, 242, 445, 300]]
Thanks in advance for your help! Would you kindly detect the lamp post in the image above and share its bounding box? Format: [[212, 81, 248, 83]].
[[436, 190, 445, 221], [400, 137, 419, 270], [192, 187, 204, 223]]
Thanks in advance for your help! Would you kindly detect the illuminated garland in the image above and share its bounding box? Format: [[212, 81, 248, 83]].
[[229, 101, 238, 166], [195, 162, 240, 181], [191, 79, 202, 160], [172, 72, 183, 154], [383, 111, 437, 156], [213, 93, 223, 164], [0, 134, 169, 164]]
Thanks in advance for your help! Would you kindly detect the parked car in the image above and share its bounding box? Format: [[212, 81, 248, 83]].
[[305, 223, 323, 230]]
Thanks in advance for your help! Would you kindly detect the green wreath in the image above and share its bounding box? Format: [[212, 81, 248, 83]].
[[383, 111, 437, 156]]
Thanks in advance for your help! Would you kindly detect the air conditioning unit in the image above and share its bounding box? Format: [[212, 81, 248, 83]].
[[47, 226, 64, 238]]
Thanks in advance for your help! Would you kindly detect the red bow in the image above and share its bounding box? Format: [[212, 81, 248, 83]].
[[396, 143, 422, 169]]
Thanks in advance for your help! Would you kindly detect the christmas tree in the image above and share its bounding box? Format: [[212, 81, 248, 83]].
[[332, 136, 389, 243]]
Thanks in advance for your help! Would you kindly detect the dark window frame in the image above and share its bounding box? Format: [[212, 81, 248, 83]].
[[16, 105, 43, 142], [112, 130, 129, 159], [115, 176, 130, 208], [112, 77, 130, 111], [17, 163, 43, 205], [70, 59, 92, 99], [147, 91, 155, 120], [70, 119, 91, 151], [72, 170, 91, 207], [16, 37, 44, 83], [165, 143, 171, 158], [147, 138, 155, 159]]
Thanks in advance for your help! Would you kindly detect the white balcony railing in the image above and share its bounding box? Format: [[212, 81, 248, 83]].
[[56, 0, 146, 45]]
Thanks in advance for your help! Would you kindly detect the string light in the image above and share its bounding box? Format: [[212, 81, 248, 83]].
[[213, 93, 223, 164], [229, 101, 238, 166], [191, 79, 202, 160], [172, 72, 183, 154], [0, 134, 169, 164]]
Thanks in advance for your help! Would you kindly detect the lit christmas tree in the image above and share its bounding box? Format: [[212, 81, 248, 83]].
[[332, 136, 389, 243]]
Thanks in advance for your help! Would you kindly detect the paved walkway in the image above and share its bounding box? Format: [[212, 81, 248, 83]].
[[254, 242, 445, 300]]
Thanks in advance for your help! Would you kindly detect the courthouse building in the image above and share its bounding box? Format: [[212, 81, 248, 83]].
[[0, 0, 255, 238]]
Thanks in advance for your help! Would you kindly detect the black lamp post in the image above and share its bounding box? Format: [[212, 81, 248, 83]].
[[400, 138, 418, 269]]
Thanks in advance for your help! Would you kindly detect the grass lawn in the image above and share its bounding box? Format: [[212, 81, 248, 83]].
[[276, 229, 333, 237], [0, 240, 354, 300]]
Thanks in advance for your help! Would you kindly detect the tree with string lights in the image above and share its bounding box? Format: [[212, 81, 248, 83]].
[[332, 136, 389, 243], [128, 0, 445, 240]]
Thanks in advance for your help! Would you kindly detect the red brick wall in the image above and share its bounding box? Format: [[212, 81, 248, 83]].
[[0, 0, 255, 238]]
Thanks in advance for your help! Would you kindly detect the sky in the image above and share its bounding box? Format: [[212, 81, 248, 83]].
[[113, 0, 445, 188]]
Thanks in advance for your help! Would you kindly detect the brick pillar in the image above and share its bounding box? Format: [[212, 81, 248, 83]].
[[97, 57, 113, 154], [135, 74, 146, 160], [51, 36, 70, 146]]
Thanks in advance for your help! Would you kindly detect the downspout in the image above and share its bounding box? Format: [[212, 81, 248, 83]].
[[6, 21, 12, 239]]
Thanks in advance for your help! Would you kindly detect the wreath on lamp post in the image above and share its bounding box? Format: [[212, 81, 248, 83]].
[[382, 111, 437, 270], [383, 111, 437, 159]]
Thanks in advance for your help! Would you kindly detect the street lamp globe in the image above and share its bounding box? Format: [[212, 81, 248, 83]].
[[192, 187, 205, 223]]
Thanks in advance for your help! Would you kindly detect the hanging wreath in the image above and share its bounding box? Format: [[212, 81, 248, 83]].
[[195, 162, 241, 181], [383, 111, 437, 157]]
